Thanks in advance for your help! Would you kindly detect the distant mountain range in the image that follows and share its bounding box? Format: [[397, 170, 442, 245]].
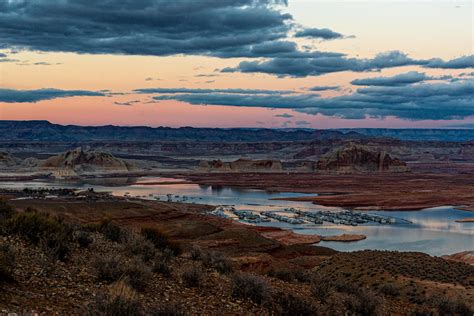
[[1, 120, 473, 142]]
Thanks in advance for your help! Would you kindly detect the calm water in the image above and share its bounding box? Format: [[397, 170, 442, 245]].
[[2, 176, 472, 256]]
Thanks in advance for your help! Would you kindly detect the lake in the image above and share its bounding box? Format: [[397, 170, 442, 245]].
[[2, 176, 472, 256]]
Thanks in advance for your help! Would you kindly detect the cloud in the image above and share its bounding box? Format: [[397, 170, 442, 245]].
[[0, 0, 292, 58], [424, 55, 474, 69], [114, 100, 141, 106], [275, 113, 293, 118], [295, 120, 311, 126], [351, 71, 429, 86], [151, 79, 474, 120], [308, 85, 340, 91], [0, 88, 105, 103], [294, 28, 344, 40], [134, 88, 294, 95], [224, 51, 429, 77]]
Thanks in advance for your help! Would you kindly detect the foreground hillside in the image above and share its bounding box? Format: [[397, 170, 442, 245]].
[[1, 197, 472, 315]]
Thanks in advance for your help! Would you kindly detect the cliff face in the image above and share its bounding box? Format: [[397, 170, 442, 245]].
[[199, 158, 283, 172], [41, 147, 130, 174], [316, 143, 409, 173]]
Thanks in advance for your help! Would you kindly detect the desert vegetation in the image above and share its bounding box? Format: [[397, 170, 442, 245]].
[[0, 199, 473, 315]]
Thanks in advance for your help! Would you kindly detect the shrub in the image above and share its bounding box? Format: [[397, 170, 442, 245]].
[[231, 273, 272, 305], [40, 228, 72, 261], [100, 220, 128, 243], [274, 291, 315, 316], [90, 281, 142, 316], [181, 266, 203, 288], [190, 246, 202, 261], [141, 227, 182, 256], [94, 255, 151, 291], [7, 210, 70, 245], [201, 251, 233, 275], [379, 283, 400, 297], [432, 295, 473, 316], [0, 244, 15, 283], [153, 260, 172, 278], [94, 255, 125, 283], [123, 260, 152, 292], [293, 268, 312, 283], [124, 234, 156, 262], [346, 288, 383, 316], [75, 230, 93, 248], [310, 274, 334, 302], [268, 268, 294, 282], [0, 199, 15, 222], [6, 210, 73, 261]]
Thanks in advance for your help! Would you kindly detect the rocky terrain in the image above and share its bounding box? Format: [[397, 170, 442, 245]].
[[0, 152, 16, 169], [40, 147, 132, 175], [199, 158, 283, 173], [0, 197, 472, 315], [316, 143, 409, 173]]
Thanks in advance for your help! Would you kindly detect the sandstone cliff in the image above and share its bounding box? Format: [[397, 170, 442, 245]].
[[41, 147, 130, 174], [199, 158, 283, 172], [316, 143, 409, 173]]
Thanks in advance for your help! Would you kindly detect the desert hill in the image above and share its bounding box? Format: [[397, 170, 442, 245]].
[[41, 147, 131, 174], [199, 158, 283, 172], [316, 143, 409, 173]]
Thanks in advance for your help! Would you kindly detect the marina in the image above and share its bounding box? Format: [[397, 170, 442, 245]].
[[0, 176, 472, 256]]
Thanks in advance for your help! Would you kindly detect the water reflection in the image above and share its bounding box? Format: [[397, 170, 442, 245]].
[[1, 176, 472, 256]]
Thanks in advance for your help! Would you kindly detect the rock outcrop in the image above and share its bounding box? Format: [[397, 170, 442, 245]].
[[0, 152, 16, 168], [199, 158, 283, 172], [316, 143, 409, 173], [41, 147, 130, 174]]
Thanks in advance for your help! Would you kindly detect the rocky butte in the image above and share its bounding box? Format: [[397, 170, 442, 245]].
[[199, 158, 283, 173], [316, 143, 409, 173], [41, 147, 131, 176]]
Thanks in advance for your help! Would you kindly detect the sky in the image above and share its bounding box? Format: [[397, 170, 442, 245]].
[[0, 0, 473, 129]]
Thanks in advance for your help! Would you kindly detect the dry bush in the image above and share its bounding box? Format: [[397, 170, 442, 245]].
[[231, 273, 272, 305], [268, 268, 295, 282], [123, 234, 156, 262], [310, 274, 334, 302], [0, 244, 15, 283], [94, 255, 151, 291], [201, 251, 233, 275], [74, 230, 93, 248], [151, 302, 185, 316], [431, 295, 473, 316], [379, 282, 400, 297], [181, 265, 203, 288], [7, 209, 73, 261], [123, 260, 152, 292], [274, 291, 316, 316], [99, 220, 129, 243], [89, 281, 142, 316], [346, 288, 383, 316], [0, 199, 15, 222], [141, 227, 181, 256], [94, 255, 125, 283]]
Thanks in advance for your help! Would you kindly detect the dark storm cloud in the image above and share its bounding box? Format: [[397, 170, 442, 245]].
[[0, 88, 105, 103], [0, 0, 292, 58], [134, 88, 294, 95], [295, 120, 311, 126], [351, 71, 429, 86], [151, 79, 474, 120], [275, 113, 294, 118], [223, 51, 430, 77], [424, 55, 474, 69], [308, 85, 340, 91], [294, 28, 344, 40]]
